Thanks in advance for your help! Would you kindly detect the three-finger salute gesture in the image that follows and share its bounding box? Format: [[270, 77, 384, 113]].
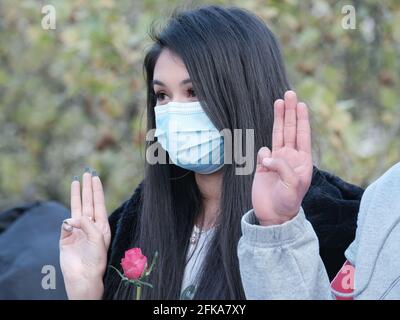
[[60, 169, 111, 299], [252, 91, 313, 226]]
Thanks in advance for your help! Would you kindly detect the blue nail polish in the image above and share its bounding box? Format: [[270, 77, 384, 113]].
[[84, 166, 91, 173], [72, 176, 79, 181], [92, 170, 97, 177]]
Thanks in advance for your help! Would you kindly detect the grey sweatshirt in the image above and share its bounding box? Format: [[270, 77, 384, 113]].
[[238, 162, 400, 300]]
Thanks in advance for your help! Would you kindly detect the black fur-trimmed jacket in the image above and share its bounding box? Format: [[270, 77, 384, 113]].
[[103, 167, 364, 299]]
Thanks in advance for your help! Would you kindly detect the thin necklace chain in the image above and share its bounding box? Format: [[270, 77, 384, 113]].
[[190, 223, 219, 245]]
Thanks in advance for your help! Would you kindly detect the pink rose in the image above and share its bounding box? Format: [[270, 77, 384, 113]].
[[121, 248, 148, 280]]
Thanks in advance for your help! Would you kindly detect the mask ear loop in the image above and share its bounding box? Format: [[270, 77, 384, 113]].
[[169, 169, 192, 180]]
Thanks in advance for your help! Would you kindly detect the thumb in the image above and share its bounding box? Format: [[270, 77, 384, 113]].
[[256, 147, 272, 172]]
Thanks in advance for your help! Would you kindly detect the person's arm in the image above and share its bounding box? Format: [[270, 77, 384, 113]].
[[243, 91, 333, 299], [237, 207, 333, 299]]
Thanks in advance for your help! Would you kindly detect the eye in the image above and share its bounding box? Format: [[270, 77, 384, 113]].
[[155, 91, 167, 102], [188, 88, 196, 98]]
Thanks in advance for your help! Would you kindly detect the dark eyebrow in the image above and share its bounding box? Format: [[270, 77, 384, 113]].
[[151, 79, 164, 87], [152, 78, 192, 87], [180, 78, 192, 85]]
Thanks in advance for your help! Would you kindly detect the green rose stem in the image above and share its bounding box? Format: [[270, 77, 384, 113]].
[[136, 286, 142, 300]]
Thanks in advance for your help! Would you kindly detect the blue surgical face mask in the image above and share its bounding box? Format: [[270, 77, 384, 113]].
[[154, 100, 224, 174]]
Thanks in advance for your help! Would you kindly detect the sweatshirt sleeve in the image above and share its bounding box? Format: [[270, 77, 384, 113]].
[[237, 207, 334, 300]]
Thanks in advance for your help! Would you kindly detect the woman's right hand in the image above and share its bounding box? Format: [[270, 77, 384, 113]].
[[60, 169, 111, 300]]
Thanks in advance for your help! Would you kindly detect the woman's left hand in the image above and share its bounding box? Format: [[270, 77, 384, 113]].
[[252, 90, 313, 226]]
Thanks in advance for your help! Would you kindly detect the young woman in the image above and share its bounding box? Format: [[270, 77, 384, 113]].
[[59, 5, 363, 300]]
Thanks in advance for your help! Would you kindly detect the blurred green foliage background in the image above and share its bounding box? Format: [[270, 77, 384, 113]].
[[0, 0, 399, 212]]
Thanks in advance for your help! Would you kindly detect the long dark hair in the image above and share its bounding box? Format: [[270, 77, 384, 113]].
[[117, 4, 289, 299]]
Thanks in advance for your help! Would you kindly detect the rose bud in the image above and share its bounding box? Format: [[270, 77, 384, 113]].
[[121, 248, 148, 280]]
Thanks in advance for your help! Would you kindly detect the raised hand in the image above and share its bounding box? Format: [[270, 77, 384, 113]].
[[59, 168, 111, 299], [252, 91, 313, 226]]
